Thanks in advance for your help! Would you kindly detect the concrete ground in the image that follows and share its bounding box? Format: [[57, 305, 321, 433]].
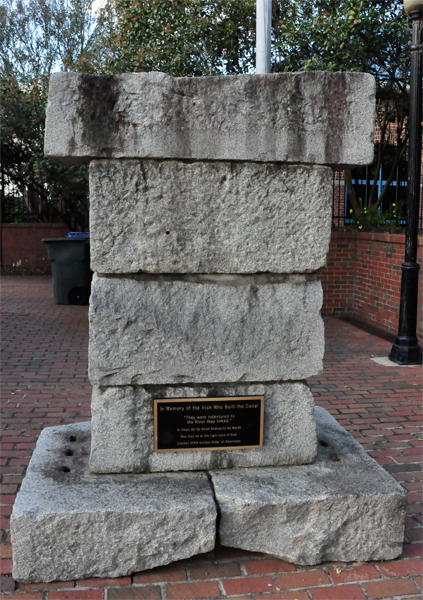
[[0, 275, 422, 600]]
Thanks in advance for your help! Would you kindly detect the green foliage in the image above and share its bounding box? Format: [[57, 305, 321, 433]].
[[102, 0, 411, 220], [0, 0, 102, 230], [0, 0, 98, 78], [1, 0, 413, 230], [99, 0, 256, 76], [272, 1, 408, 81], [1, 73, 91, 229], [271, 1, 410, 218], [349, 201, 404, 233]]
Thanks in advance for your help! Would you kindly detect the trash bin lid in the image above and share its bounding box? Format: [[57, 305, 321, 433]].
[[67, 232, 90, 238]]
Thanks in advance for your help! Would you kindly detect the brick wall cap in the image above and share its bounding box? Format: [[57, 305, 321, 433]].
[[1, 223, 69, 229], [332, 230, 422, 245]]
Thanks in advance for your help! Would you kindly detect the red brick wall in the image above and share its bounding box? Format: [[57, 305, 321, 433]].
[[320, 231, 423, 343], [1, 223, 69, 273], [2, 224, 421, 342], [318, 232, 356, 315]]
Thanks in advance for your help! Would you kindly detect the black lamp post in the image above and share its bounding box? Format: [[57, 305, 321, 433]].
[[389, 1, 423, 365]]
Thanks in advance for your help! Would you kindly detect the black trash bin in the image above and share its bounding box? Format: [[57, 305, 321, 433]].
[[43, 233, 92, 305]]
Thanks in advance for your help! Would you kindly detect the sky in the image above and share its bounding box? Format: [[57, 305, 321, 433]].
[[92, 0, 107, 14]]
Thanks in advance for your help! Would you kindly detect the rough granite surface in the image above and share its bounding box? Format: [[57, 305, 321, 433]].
[[44, 71, 375, 166], [89, 382, 317, 473], [89, 160, 332, 274], [10, 422, 217, 583], [211, 406, 407, 565], [88, 275, 324, 386], [11, 410, 405, 582]]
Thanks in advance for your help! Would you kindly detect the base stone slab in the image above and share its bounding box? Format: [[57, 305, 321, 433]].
[[211, 406, 406, 565], [11, 409, 405, 582], [10, 422, 217, 583]]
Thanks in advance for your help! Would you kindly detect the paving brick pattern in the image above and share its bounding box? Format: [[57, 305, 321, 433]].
[[1, 275, 422, 600]]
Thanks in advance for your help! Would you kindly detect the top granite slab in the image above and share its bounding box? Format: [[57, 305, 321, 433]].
[[44, 71, 375, 166]]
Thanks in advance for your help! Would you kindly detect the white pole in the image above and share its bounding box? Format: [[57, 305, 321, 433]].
[[256, 0, 272, 74]]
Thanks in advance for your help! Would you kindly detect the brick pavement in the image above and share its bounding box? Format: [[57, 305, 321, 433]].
[[1, 275, 422, 600]]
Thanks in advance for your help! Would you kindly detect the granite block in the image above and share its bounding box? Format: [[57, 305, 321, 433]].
[[88, 275, 324, 386], [45, 71, 375, 166], [89, 382, 317, 473], [211, 406, 406, 565], [11, 423, 216, 583], [89, 160, 332, 274]]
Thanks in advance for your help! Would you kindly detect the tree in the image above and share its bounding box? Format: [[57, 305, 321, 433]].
[[102, 0, 411, 221], [97, 0, 256, 76], [1, 0, 257, 229], [0, 0, 103, 230], [2, 0, 412, 228], [271, 1, 410, 219]]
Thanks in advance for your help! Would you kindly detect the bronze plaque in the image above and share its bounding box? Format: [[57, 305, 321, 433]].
[[154, 396, 264, 453]]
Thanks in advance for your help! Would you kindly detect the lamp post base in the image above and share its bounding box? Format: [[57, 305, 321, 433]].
[[389, 341, 422, 365]]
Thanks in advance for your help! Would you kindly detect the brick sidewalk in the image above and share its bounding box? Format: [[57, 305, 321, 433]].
[[1, 275, 422, 600]]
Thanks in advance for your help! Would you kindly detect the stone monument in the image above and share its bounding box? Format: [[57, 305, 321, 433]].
[[11, 71, 406, 582]]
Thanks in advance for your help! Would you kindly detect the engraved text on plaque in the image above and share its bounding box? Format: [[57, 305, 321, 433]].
[[154, 396, 264, 452]]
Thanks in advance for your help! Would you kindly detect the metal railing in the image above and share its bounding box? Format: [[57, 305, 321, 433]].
[[2, 168, 421, 232], [331, 168, 423, 231], [0, 180, 88, 231]]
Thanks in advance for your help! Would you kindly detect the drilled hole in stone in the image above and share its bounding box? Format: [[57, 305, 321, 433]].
[[332, 455, 341, 462], [69, 436, 77, 442], [319, 440, 329, 447], [62, 466, 71, 473], [165, 231, 170, 235], [65, 449, 74, 456]]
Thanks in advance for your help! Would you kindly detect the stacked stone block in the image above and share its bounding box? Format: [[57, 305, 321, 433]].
[[11, 71, 407, 583], [46, 70, 372, 474], [87, 154, 335, 471]]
